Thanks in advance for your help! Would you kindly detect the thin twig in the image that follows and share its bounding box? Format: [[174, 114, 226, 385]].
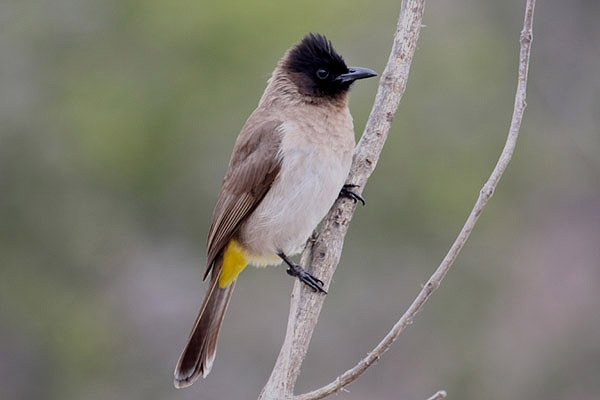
[[426, 390, 448, 400], [257, 1, 427, 399], [294, 1, 536, 399]]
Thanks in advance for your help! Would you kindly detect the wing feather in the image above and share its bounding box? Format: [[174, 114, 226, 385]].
[[204, 118, 283, 279]]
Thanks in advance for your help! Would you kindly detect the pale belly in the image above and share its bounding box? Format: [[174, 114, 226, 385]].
[[238, 142, 352, 265]]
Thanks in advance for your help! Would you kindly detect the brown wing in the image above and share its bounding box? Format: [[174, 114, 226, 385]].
[[204, 118, 283, 279]]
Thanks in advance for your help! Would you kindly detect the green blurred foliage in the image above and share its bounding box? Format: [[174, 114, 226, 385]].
[[1, 1, 599, 400]]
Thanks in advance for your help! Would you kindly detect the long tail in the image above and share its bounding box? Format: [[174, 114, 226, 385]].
[[174, 256, 236, 388]]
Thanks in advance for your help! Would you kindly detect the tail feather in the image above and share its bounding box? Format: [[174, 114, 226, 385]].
[[174, 257, 236, 388]]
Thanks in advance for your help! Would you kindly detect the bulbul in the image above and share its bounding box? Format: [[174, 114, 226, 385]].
[[173, 33, 377, 388]]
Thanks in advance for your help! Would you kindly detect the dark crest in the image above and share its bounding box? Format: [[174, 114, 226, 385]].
[[284, 33, 351, 98]]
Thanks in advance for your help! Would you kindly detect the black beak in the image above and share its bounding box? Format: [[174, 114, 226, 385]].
[[334, 66, 378, 84]]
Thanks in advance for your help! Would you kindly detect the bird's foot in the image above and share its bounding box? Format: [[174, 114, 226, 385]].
[[286, 263, 327, 293], [278, 252, 327, 293], [339, 184, 365, 206]]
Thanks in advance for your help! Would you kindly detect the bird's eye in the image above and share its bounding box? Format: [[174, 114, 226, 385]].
[[316, 68, 329, 80]]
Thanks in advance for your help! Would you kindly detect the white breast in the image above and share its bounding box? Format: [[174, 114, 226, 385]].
[[239, 107, 354, 264]]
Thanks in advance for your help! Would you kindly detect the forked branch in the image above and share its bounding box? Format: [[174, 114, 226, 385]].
[[260, 0, 536, 399]]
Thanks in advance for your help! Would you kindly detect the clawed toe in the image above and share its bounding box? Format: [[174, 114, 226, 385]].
[[286, 264, 327, 293], [279, 252, 327, 294], [340, 184, 366, 206]]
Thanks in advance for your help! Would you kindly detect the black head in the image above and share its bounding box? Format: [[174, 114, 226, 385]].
[[284, 33, 377, 99]]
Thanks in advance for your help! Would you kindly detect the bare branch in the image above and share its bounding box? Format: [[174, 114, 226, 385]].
[[258, 0, 428, 399], [294, 1, 536, 399], [426, 390, 448, 400]]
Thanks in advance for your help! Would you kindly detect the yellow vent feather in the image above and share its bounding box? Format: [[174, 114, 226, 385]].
[[218, 239, 248, 288]]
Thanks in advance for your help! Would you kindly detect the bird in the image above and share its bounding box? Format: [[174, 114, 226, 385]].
[[173, 33, 377, 388]]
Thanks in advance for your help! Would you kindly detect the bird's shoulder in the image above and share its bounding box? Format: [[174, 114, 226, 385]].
[[223, 115, 283, 196]]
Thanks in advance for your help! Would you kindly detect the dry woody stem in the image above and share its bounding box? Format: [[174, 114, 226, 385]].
[[426, 390, 448, 400], [260, 0, 535, 399], [258, 0, 427, 398]]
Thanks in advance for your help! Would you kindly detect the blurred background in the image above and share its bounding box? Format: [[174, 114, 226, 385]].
[[1, 0, 599, 399]]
